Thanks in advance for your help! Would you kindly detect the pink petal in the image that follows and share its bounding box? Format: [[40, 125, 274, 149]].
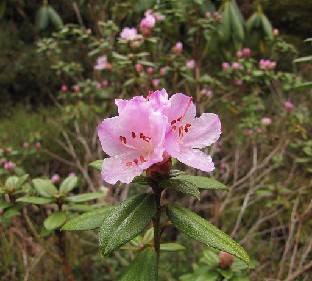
[[174, 147, 215, 173], [183, 113, 221, 149], [98, 116, 129, 157], [101, 153, 143, 184], [161, 93, 196, 124]]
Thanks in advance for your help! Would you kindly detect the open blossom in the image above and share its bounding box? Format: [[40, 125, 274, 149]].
[[99, 89, 221, 184], [222, 62, 230, 70], [172, 42, 183, 55], [94, 56, 112, 70], [120, 27, 142, 41], [98, 98, 167, 184], [4, 161, 15, 171], [140, 13, 156, 36], [200, 88, 213, 98]]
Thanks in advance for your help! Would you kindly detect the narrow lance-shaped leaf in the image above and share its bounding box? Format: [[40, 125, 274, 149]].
[[119, 248, 158, 281], [62, 207, 114, 231], [65, 192, 104, 203], [166, 204, 250, 266], [60, 176, 78, 194], [160, 243, 186, 252], [44, 211, 67, 230], [17, 197, 53, 205], [99, 193, 156, 256], [32, 179, 57, 198], [89, 160, 103, 171]]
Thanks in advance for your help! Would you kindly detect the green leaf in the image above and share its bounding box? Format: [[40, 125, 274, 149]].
[[159, 175, 228, 199], [0, 201, 11, 209], [65, 192, 104, 203], [160, 243, 186, 252], [5, 176, 19, 189], [62, 207, 114, 231], [119, 248, 157, 281], [32, 179, 57, 198], [142, 227, 154, 244], [293, 82, 312, 91], [17, 197, 53, 205], [166, 204, 250, 266], [44, 211, 67, 230], [35, 5, 49, 30], [293, 56, 312, 63], [99, 194, 156, 255], [47, 6, 63, 29], [219, 269, 234, 279], [132, 175, 149, 185], [60, 176, 78, 194], [260, 14, 273, 40], [89, 160, 103, 171]]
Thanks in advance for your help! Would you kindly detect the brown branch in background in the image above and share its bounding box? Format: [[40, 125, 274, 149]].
[[72, 1, 85, 27], [286, 261, 312, 281]]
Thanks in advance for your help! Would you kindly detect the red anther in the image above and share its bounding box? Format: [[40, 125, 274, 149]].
[[171, 120, 176, 125], [140, 155, 147, 162], [119, 136, 127, 144], [185, 126, 189, 133], [133, 159, 139, 165], [140, 133, 144, 138], [119, 136, 123, 142], [179, 126, 184, 137], [177, 116, 183, 122], [172, 125, 176, 131], [132, 132, 136, 138], [126, 162, 132, 167], [185, 123, 192, 127], [147, 91, 153, 100]]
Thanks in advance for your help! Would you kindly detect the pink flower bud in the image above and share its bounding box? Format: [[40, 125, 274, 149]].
[[232, 62, 241, 70], [273, 28, 279, 36], [284, 101, 294, 112], [219, 251, 234, 269], [269, 61, 276, 70], [130, 40, 141, 49], [23, 142, 30, 149], [159, 67, 169, 76], [135, 63, 144, 73], [186, 60, 196, 69], [0, 158, 6, 165], [35, 142, 41, 149], [200, 88, 213, 98], [102, 80, 109, 88], [220, 162, 226, 174], [236, 50, 243, 58], [51, 174, 60, 184], [234, 79, 243, 86], [214, 12, 222, 21], [152, 79, 160, 88], [172, 42, 183, 55], [261, 117, 272, 126], [242, 48, 251, 57], [68, 172, 76, 177], [86, 29, 92, 35], [61, 84, 68, 92], [146, 67, 154, 74], [222, 62, 230, 70], [257, 128, 263, 134], [73, 85, 80, 93], [205, 11, 211, 18], [4, 161, 15, 171], [96, 83, 102, 89], [246, 129, 253, 136]]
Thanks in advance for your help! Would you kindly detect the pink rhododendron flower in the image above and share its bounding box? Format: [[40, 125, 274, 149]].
[[186, 60, 196, 69], [73, 85, 80, 93], [61, 84, 68, 92], [172, 42, 183, 55], [236, 50, 243, 58], [35, 142, 41, 149], [98, 98, 167, 184], [152, 79, 160, 88], [23, 142, 30, 149], [259, 59, 276, 70], [4, 161, 15, 171], [284, 101, 294, 112], [146, 67, 154, 74], [232, 62, 241, 70], [94, 56, 112, 70], [222, 62, 230, 70], [135, 63, 144, 73], [96, 83, 102, 89], [147, 91, 221, 173], [159, 66, 169, 76], [261, 117, 272, 125], [120, 27, 142, 41], [98, 89, 221, 183], [242, 48, 251, 57], [102, 80, 109, 88], [51, 174, 60, 184], [273, 28, 279, 36], [214, 12, 222, 21]]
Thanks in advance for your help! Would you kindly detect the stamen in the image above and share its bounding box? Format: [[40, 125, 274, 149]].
[[119, 136, 127, 144], [179, 126, 184, 137], [172, 125, 176, 131], [132, 132, 136, 138], [126, 162, 132, 167], [184, 123, 192, 133], [140, 155, 147, 163], [133, 159, 139, 165], [171, 120, 176, 125], [177, 116, 183, 122]]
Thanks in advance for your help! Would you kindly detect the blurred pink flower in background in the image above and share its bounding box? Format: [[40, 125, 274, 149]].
[[4, 161, 15, 171], [236, 50, 243, 58], [51, 174, 60, 184], [172, 42, 183, 55], [135, 63, 144, 73], [102, 80, 109, 88], [242, 48, 251, 57], [73, 85, 80, 93], [94, 56, 112, 70], [222, 62, 230, 70], [152, 79, 160, 88], [159, 66, 169, 76], [261, 117, 272, 126], [35, 142, 41, 149], [61, 84, 68, 92], [186, 60, 196, 69], [23, 142, 30, 149], [146, 67, 154, 74], [232, 62, 241, 70], [200, 88, 213, 98], [68, 172, 76, 177], [120, 27, 142, 41], [284, 101, 294, 112], [259, 59, 276, 70], [273, 28, 279, 36]]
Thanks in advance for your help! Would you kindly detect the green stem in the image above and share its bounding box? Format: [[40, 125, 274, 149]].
[[152, 185, 162, 268]]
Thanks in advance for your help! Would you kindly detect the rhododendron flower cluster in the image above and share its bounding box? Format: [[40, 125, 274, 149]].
[[120, 27, 142, 41], [94, 56, 112, 70], [259, 59, 276, 70], [98, 89, 221, 184]]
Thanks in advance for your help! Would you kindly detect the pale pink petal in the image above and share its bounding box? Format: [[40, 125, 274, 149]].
[[101, 153, 143, 184], [161, 93, 196, 124], [183, 113, 221, 149], [174, 147, 215, 173], [147, 89, 169, 111], [98, 116, 129, 157]]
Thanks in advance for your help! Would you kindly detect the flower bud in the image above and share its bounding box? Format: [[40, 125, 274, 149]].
[[236, 50, 243, 58], [35, 142, 41, 149], [284, 101, 294, 112], [23, 142, 30, 149], [222, 62, 230, 70], [273, 28, 279, 36], [219, 251, 234, 269], [261, 117, 272, 126], [172, 42, 183, 55], [61, 84, 68, 92], [242, 48, 251, 57], [135, 63, 144, 73], [152, 79, 160, 88], [51, 174, 60, 184], [186, 60, 196, 69], [146, 67, 154, 74]]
